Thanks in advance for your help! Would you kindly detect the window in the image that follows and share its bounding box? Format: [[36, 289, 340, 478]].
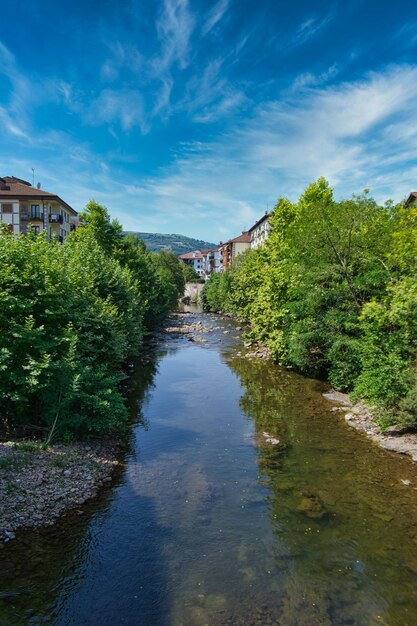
[[31, 204, 41, 218], [1, 203, 13, 213]]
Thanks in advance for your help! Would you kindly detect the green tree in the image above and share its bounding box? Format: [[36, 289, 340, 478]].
[[79, 199, 123, 253]]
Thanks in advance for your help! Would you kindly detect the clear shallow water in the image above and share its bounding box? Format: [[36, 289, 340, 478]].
[[2, 312, 417, 625]]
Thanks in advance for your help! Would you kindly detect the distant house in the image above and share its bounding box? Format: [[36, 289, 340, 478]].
[[218, 231, 251, 271], [0, 176, 78, 241], [179, 250, 206, 278], [405, 192, 417, 208], [207, 247, 221, 274], [249, 212, 271, 249]]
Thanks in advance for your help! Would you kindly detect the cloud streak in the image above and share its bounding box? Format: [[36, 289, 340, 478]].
[[202, 0, 230, 36], [5, 62, 417, 240]]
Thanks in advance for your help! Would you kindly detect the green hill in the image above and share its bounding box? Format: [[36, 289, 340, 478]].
[[125, 232, 217, 256]]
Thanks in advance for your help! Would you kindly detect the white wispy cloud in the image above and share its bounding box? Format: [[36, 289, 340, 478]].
[[392, 20, 417, 50], [291, 12, 333, 47], [154, 0, 195, 73], [0, 41, 31, 138], [100, 41, 144, 82], [3, 28, 417, 241], [202, 0, 230, 36], [98, 64, 417, 238], [179, 57, 248, 122], [89, 1, 196, 130], [288, 64, 338, 92], [87, 89, 148, 133]]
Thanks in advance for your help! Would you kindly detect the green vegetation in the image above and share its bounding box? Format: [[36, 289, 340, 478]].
[[0, 200, 185, 441], [202, 178, 417, 429], [126, 231, 216, 255], [181, 263, 202, 283]]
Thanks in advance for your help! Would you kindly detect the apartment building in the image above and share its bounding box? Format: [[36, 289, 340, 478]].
[[179, 250, 206, 277], [0, 176, 78, 241], [249, 212, 271, 248], [218, 231, 251, 271]]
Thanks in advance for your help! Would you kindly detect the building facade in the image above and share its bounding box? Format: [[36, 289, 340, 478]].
[[179, 250, 206, 277], [218, 231, 251, 271], [207, 248, 221, 274], [249, 212, 271, 249], [0, 176, 77, 241]]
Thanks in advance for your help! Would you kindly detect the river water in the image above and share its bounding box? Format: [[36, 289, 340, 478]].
[[2, 310, 417, 625]]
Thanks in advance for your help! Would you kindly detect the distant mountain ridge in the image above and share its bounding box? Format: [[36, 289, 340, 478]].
[[126, 232, 217, 256]]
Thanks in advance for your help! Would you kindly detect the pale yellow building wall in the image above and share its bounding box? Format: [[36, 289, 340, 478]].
[[232, 241, 251, 258]]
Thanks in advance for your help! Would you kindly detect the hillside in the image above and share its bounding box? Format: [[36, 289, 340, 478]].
[[126, 232, 217, 255]]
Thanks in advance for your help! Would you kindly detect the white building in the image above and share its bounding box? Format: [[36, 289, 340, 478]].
[[248, 212, 271, 249], [179, 250, 206, 278], [207, 248, 221, 274]]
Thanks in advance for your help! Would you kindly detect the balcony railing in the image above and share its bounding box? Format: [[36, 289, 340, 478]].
[[21, 212, 44, 221], [49, 214, 63, 224]]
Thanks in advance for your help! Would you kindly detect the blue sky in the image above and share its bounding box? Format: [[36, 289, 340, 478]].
[[1, 0, 417, 242]]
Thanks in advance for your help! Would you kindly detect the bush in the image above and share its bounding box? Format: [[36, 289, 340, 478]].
[[0, 204, 185, 440]]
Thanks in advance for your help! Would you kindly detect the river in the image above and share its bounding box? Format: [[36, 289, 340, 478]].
[[1, 309, 417, 625]]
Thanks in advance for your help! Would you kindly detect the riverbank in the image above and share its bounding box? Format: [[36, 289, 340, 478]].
[[0, 312, 212, 544], [324, 390, 417, 464], [216, 310, 417, 466], [0, 312, 214, 544], [0, 439, 121, 543]]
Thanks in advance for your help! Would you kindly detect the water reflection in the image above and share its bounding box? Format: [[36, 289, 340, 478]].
[[228, 354, 417, 625], [2, 314, 417, 625], [0, 356, 163, 626]]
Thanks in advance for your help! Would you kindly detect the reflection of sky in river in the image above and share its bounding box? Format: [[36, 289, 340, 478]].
[[2, 312, 417, 625]]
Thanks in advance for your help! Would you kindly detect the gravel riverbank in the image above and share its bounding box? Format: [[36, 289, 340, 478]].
[[324, 390, 417, 463], [0, 439, 121, 543]]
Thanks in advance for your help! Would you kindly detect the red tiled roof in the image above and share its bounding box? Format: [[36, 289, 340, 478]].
[[179, 250, 203, 260], [218, 232, 250, 248], [229, 231, 251, 244], [0, 176, 77, 215]]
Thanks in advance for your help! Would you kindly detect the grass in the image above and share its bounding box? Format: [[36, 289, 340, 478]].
[[12, 440, 45, 453]]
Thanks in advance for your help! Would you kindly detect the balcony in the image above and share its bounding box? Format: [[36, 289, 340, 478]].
[[28, 210, 44, 221], [21, 212, 43, 222], [49, 214, 63, 224]]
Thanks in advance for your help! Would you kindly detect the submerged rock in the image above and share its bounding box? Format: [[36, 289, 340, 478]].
[[297, 492, 327, 519]]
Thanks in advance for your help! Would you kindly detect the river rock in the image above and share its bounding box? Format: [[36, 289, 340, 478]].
[[297, 492, 327, 519], [323, 390, 353, 406]]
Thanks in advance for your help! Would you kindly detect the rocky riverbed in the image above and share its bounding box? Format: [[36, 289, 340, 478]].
[[324, 390, 417, 463], [0, 439, 121, 543]]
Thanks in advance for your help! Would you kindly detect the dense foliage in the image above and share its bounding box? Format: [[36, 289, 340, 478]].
[[0, 201, 185, 441], [202, 178, 417, 428]]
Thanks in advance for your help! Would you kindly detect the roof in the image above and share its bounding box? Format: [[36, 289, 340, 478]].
[[405, 192, 417, 207], [218, 232, 250, 248], [179, 250, 203, 260], [229, 231, 251, 244], [0, 176, 77, 215], [248, 212, 271, 233]]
